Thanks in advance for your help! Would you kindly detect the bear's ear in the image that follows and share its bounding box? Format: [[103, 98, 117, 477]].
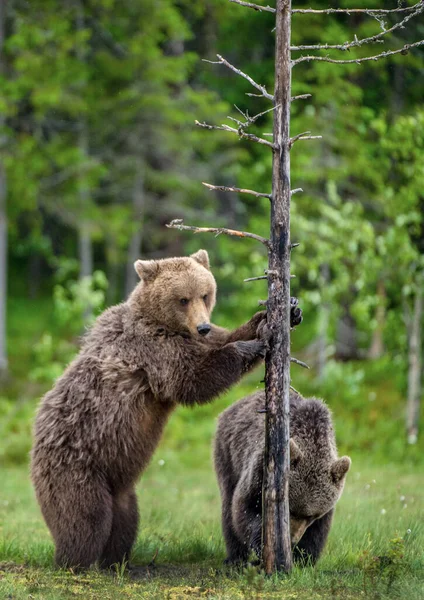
[[190, 249, 210, 270], [134, 260, 159, 282], [331, 456, 351, 483], [290, 438, 303, 463]]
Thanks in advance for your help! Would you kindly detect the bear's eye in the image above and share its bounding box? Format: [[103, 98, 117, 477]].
[[202, 294, 208, 303], [180, 298, 189, 306]]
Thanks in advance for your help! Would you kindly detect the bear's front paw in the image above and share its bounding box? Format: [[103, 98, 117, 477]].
[[290, 296, 303, 328], [235, 339, 267, 361]]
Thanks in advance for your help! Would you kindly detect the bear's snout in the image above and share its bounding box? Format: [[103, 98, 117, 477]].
[[197, 323, 211, 336]]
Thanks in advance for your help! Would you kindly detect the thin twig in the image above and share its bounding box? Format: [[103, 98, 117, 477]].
[[293, 40, 424, 65], [202, 182, 271, 199], [228, 0, 275, 13], [290, 385, 300, 395], [291, 242, 300, 249], [166, 219, 270, 247], [291, 94, 312, 101], [291, 188, 303, 195], [290, 357, 310, 369], [291, 2, 424, 52], [195, 120, 275, 149], [205, 54, 273, 101], [244, 275, 268, 282], [290, 131, 322, 147]]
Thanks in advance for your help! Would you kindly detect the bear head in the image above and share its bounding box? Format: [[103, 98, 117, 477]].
[[131, 250, 217, 337], [288, 399, 351, 546]]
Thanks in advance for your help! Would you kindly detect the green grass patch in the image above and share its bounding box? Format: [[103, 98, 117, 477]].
[[1, 427, 423, 598]]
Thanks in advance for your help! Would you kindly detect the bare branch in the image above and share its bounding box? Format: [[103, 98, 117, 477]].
[[290, 357, 310, 369], [292, 5, 422, 15], [202, 182, 271, 199], [206, 54, 274, 101], [195, 120, 275, 149], [244, 275, 268, 282], [291, 2, 424, 52], [293, 40, 424, 66], [290, 242, 300, 249], [291, 188, 303, 195], [229, 1, 423, 16], [290, 131, 322, 147], [228, 0, 275, 13], [166, 219, 270, 247], [291, 93, 312, 101]]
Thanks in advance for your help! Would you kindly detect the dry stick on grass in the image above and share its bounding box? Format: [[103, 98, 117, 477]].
[[293, 40, 424, 65], [291, 2, 424, 52], [165, 219, 270, 247]]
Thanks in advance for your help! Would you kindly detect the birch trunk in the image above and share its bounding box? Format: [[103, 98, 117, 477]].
[[406, 281, 423, 444], [262, 0, 292, 575]]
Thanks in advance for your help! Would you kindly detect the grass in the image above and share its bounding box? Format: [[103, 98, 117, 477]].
[[1, 296, 423, 598], [1, 384, 423, 599]]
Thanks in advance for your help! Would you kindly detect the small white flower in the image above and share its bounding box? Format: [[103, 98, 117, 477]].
[[372, 479, 376, 484], [400, 495, 405, 502], [158, 459, 165, 466], [365, 484, 370, 490], [403, 504, 407, 509], [406, 529, 411, 534], [381, 509, 386, 515]]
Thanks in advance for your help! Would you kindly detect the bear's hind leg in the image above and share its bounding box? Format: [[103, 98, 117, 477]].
[[51, 478, 113, 569], [100, 488, 139, 569]]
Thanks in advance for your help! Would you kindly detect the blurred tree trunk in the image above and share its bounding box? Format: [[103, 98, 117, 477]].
[[335, 303, 359, 361], [406, 278, 423, 444], [125, 169, 144, 298], [0, 0, 8, 377], [317, 263, 330, 380], [368, 280, 386, 359], [77, 126, 93, 281]]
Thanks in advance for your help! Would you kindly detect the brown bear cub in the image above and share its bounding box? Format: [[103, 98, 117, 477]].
[[214, 391, 351, 566], [31, 250, 302, 569]]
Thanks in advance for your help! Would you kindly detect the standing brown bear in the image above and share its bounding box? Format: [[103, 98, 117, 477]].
[[31, 250, 302, 569], [214, 391, 351, 565]]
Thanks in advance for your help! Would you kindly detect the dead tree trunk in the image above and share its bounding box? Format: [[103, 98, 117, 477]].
[[167, 0, 424, 576], [0, 0, 7, 377], [406, 279, 423, 444], [262, 0, 292, 575]]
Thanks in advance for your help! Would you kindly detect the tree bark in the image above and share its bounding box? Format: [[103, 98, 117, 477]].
[[262, 0, 292, 575], [0, 0, 8, 377], [125, 169, 145, 298], [406, 279, 423, 444]]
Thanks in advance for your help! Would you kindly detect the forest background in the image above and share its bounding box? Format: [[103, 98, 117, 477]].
[[0, 1, 423, 598]]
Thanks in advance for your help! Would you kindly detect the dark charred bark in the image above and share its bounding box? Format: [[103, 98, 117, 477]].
[[262, 0, 292, 575]]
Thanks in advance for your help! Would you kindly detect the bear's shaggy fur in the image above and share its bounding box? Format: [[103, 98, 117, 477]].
[[214, 391, 351, 565], [31, 250, 278, 569]]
